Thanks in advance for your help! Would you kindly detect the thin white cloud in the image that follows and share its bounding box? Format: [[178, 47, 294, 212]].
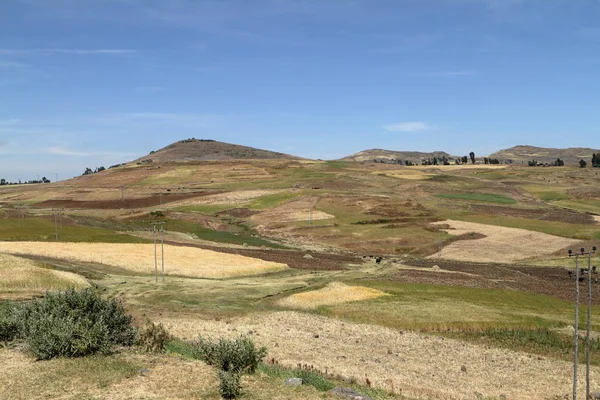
[[0, 48, 138, 56], [383, 122, 434, 132], [47, 146, 136, 157]]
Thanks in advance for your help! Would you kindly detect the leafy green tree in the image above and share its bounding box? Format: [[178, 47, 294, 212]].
[[461, 156, 468, 164], [580, 159, 587, 168], [469, 152, 475, 164]]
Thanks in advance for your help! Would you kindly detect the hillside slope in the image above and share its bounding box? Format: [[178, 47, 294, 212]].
[[342, 149, 456, 163], [490, 145, 599, 165], [137, 139, 299, 163]]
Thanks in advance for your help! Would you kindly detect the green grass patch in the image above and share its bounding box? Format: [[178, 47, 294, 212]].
[[448, 328, 600, 365], [435, 192, 517, 204], [0, 217, 149, 243], [248, 192, 299, 210], [454, 214, 600, 240], [171, 204, 235, 215], [313, 280, 598, 332]]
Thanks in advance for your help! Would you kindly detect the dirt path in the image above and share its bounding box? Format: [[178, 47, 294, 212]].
[[162, 311, 592, 400]]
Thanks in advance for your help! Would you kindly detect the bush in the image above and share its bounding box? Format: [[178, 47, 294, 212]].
[[14, 288, 136, 360], [137, 320, 171, 353], [190, 335, 267, 373], [218, 370, 242, 399], [0, 304, 18, 342]]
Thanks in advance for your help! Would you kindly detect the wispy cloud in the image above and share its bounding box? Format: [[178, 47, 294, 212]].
[[383, 122, 434, 132], [0, 48, 138, 56], [46, 146, 135, 157]]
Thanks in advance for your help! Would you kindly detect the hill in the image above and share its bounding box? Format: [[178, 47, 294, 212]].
[[137, 139, 298, 163], [489, 145, 600, 165], [341, 149, 456, 163]]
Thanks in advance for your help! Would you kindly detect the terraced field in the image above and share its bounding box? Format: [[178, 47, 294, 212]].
[[1, 153, 600, 399]]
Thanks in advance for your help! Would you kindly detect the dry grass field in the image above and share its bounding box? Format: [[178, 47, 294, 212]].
[[277, 282, 387, 310], [0, 349, 332, 400], [161, 311, 591, 400], [0, 242, 288, 279], [429, 219, 580, 263], [0, 254, 89, 297]]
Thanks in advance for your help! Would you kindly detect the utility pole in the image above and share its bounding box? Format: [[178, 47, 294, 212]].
[[151, 221, 166, 282], [568, 246, 597, 400]]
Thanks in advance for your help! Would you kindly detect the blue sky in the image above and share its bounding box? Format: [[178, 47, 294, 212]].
[[1, 0, 599, 181]]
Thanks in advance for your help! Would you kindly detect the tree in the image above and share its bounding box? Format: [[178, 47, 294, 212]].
[[83, 167, 93, 175], [0, 178, 5, 186], [554, 158, 564, 167], [483, 157, 489, 164], [580, 159, 587, 168], [461, 156, 468, 164], [469, 152, 475, 164], [592, 153, 600, 168]]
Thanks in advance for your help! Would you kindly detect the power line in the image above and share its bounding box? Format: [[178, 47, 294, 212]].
[[568, 246, 597, 400]]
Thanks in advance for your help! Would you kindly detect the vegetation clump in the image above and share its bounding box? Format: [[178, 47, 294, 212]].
[[190, 335, 267, 373], [137, 320, 171, 353], [4, 288, 136, 360]]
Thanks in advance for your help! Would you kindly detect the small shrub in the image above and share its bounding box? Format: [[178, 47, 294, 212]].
[[218, 370, 242, 399], [191, 335, 267, 373], [150, 211, 165, 217], [0, 305, 18, 342], [137, 320, 171, 353], [14, 288, 137, 359]]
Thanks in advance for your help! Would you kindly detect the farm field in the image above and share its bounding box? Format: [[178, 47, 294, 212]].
[[1, 145, 600, 399]]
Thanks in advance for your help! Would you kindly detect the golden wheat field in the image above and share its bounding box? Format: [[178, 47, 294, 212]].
[[0, 242, 288, 279], [0, 253, 89, 293], [277, 282, 387, 310], [429, 220, 580, 263]]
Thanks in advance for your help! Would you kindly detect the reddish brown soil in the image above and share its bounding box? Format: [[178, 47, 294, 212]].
[[33, 192, 216, 210], [468, 204, 594, 224], [400, 258, 600, 304], [163, 240, 357, 271]]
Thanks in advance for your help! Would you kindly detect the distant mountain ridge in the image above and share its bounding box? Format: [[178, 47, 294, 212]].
[[489, 145, 600, 165], [136, 139, 298, 163], [341, 149, 457, 163]]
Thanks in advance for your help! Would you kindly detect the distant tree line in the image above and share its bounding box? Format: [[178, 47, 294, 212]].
[[593, 153, 600, 168], [0, 177, 51, 185], [82, 166, 106, 176], [528, 158, 564, 167]]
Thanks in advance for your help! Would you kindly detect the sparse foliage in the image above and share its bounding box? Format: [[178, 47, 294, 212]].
[[218, 370, 242, 399], [190, 335, 267, 374], [137, 320, 171, 353]]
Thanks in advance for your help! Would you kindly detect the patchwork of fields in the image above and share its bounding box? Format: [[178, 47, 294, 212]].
[[1, 158, 599, 399]]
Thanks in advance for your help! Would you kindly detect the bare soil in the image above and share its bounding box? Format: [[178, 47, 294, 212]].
[[33, 192, 217, 209], [163, 240, 359, 271], [401, 258, 600, 304]]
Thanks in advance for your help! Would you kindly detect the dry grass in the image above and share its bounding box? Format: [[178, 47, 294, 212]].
[[161, 311, 594, 400], [251, 196, 335, 224], [0, 349, 329, 400], [0, 253, 89, 294], [377, 170, 433, 180], [0, 242, 288, 279], [170, 189, 283, 208], [429, 220, 580, 263], [277, 282, 387, 310], [594, 215, 600, 224]]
